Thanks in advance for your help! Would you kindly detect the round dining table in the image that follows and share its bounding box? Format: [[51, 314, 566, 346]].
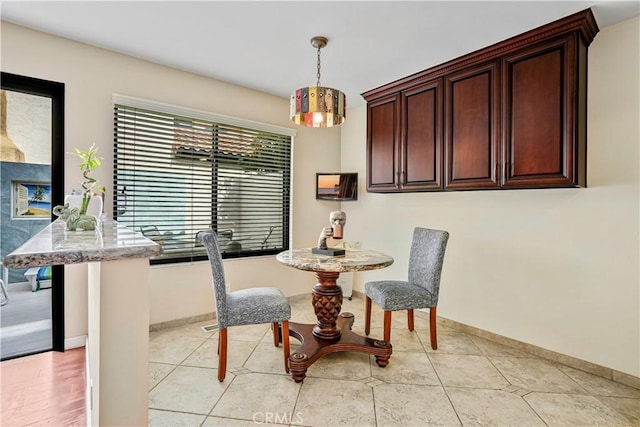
[[276, 248, 394, 382]]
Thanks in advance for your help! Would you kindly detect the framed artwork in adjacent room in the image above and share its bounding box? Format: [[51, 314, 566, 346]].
[[11, 181, 52, 219]]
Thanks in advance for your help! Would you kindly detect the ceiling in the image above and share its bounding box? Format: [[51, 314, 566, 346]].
[[2, 1, 639, 108]]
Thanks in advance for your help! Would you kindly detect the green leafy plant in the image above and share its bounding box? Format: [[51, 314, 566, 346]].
[[71, 143, 104, 215]]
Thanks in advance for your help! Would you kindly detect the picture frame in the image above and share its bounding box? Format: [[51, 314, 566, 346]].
[[316, 172, 358, 201], [12, 181, 52, 219]]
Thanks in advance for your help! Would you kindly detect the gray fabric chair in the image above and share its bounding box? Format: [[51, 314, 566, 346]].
[[364, 227, 449, 350], [199, 230, 291, 381]]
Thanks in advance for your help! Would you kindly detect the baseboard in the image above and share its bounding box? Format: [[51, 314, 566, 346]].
[[65, 335, 87, 350], [149, 312, 215, 332], [437, 316, 640, 390]]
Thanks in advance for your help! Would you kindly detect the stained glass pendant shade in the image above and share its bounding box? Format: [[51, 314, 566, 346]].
[[290, 36, 346, 128]]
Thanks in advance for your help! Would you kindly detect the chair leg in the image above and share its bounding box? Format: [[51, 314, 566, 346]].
[[272, 322, 279, 346], [383, 311, 392, 343], [364, 296, 372, 336], [281, 320, 290, 373], [218, 328, 228, 381], [407, 309, 414, 331], [430, 307, 437, 350]]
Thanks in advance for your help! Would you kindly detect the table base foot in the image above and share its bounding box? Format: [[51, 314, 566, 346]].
[[287, 312, 392, 383]]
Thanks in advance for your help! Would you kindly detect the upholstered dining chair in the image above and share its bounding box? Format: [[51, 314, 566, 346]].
[[199, 229, 291, 381], [364, 227, 449, 350]]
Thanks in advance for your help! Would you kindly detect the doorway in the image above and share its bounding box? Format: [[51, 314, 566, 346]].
[[0, 72, 65, 360]]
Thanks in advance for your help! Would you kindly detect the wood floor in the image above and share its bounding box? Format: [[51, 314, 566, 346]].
[[0, 347, 86, 426]]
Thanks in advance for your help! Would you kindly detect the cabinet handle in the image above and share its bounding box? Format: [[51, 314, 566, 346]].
[[495, 163, 499, 179], [401, 171, 405, 183], [504, 162, 509, 180]]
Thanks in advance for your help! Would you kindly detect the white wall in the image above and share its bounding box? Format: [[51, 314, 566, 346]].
[[1, 21, 340, 335], [340, 16, 640, 377]]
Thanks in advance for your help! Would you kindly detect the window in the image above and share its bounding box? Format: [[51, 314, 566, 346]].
[[113, 95, 294, 264]]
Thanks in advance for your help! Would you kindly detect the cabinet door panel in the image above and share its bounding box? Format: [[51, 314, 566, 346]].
[[503, 37, 578, 187], [445, 62, 500, 189], [367, 94, 400, 192], [402, 79, 442, 190]]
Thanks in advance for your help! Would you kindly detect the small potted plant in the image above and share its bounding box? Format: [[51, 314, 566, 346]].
[[73, 143, 105, 215], [53, 143, 105, 231]]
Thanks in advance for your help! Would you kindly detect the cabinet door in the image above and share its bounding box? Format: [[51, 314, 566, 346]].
[[401, 79, 443, 190], [367, 94, 400, 192], [444, 61, 500, 190], [502, 36, 582, 188]]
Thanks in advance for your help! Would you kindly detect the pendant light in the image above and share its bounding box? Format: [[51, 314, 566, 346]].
[[290, 36, 346, 128]]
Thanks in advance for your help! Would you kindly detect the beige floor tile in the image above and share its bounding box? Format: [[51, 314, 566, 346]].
[[340, 295, 368, 315], [525, 392, 632, 426], [365, 327, 425, 352], [294, 377, 376, 426], [557, 365, 640, 398], [305, 351, 372, 380], [492, 357, 588, 394], [149, 362, 175, 390], [210, 372, 299, 420], [243, 341, 290, 375], [468, 335, 531, 357], [418, 330, 483, 355], [147, 301, 638, 427], [259, 324, 284, 344], [149, 366, 230, 414], [203, 415, 288, 426], [290, 311, 320, 325], [181, 337, 256, 370], [371, 351, 440, 385], [447, 388, 546, 426], [149, 320, 217, 340], [148, 409, 207, 426], [148, 334, 208, 365], [596, 396, 640, 426], [290, 298, 317, 323], [429, 353, 509, 389], [374, 383, 460, 426], [226, 324, 270, 342]]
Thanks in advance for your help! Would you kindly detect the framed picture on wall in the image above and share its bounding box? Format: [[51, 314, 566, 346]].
[[12, 181, 51, 219]]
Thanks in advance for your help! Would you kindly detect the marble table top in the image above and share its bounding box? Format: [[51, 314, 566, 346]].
[[276, 248, 394, 273], [2, 219, 162, 269]]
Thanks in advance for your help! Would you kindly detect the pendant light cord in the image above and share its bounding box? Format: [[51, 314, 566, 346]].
[[316, 46, 322, 87]]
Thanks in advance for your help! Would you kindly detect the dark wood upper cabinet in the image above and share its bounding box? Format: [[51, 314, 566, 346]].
[[445, 61, 500, 190], [367, 80, 443, 192], [402, 79, 443, 191], [502, 36, 585, 188], [363, 8, 598, 193], [367, 94, 400, 191]]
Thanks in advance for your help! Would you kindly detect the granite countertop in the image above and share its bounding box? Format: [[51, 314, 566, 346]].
[[276, 248, 394, 273], [2, 219, 162, 269]]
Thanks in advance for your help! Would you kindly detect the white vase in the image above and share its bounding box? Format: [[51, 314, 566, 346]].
[[64, 194, 103, 218]]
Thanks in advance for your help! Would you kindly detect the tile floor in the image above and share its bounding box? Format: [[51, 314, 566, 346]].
[[148, 295, 640, 426]]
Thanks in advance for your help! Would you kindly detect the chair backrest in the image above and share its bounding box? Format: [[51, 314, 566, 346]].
[[198, 229, 229, 327], [407, 227, 450, 303]]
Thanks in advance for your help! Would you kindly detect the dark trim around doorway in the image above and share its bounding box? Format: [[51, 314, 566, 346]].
[[1, 72, 66, 353]]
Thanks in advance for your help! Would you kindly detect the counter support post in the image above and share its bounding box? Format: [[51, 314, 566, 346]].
[[87, 258, 150, 426]]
